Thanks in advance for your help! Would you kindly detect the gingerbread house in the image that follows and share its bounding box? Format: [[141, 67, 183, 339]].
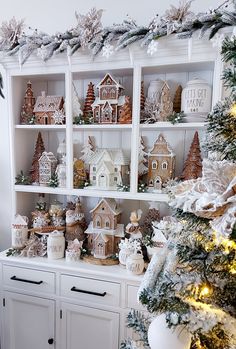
[[148, 134, 175, 190], [33, 92, 65, 125], [86, 148, 129, 190], [38, 151, 57, 186], [85, 198, 124, 259], [91, 73, 127, 123]]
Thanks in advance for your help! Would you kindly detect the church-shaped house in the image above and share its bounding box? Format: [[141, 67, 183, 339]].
[[85, 198, 124, 259], [91, 73, 126, 124], [86, 148, 130, 190], [148, 134, 175, 191]]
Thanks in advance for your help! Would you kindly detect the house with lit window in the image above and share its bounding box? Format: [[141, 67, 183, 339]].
[[91, 73, 126, 123], [86, 148, 130, 190], [85, 198, 124, 259], [148, 134, 175, 191]]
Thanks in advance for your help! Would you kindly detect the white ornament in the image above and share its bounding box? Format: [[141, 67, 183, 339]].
[[37, 45, 48, 61], [147, 40, 159, 56], [210, 33, 225, 49], [56, 156, 67, 188], [66, 250, 81, 262], [102, 44, 114, 58], [52, 109, 65, 124], [72, 82, 83, 117], [148, 314, 191, 349], [118, 238, 135, 265], [231, 26, 236, 41]]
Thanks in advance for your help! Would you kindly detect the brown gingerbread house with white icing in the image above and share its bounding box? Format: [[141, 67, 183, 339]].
[[91, 73, 127, 123], [85, 198, 124, 259]]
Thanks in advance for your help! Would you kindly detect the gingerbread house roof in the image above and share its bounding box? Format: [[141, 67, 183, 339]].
[[94, 233, 109, 243], [39, 151, 57, 164], [91, 95, 125, 108], [88, 149, 129, 166], [149, 134, 175, 157], [13, 214, 28, 226], [85, 222, 124, 237], [96, 73, 124, 90], [90, 198, 122, 216], [33, 92, 63, 113]]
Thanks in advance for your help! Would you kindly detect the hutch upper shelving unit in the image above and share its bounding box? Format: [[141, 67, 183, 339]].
[[0, 33, 224, 349], [0, 33, 223, 218]]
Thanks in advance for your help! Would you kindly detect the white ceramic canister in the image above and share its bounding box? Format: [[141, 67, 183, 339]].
[[47, 230, 65, 259], [11, 214, 29, 249], [147, 80, 164, 100], [181, 78, 212, 121], [126, 252, 144, 275]]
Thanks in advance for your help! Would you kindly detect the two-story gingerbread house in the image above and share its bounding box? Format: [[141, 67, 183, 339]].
[[148, 134, 175, 191], [91, 73, 127, 123], [85, 198, 124, 259]]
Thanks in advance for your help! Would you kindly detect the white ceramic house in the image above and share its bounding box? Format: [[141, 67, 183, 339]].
[[86, 148, 129, 190], [91, 73, 126, 123], [38, 151, 57, 186]]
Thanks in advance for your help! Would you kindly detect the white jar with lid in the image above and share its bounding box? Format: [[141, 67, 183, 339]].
[[126, 252, 144, 275], [47, 230, 65, 259], [181, 78, 212, 121]]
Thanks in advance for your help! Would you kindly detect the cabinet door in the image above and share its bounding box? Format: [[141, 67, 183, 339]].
[[61, 302, 119, 349], [3, 291, 55, 349]]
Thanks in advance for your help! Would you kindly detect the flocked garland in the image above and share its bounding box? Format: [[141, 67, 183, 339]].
[[0, 0, 235, 98], [0, 0, 236, 64]]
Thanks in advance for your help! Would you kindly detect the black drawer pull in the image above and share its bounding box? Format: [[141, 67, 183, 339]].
[[71, 286, 106, 297], [11, 275, 43, 285], [48, 338, 54, 345]]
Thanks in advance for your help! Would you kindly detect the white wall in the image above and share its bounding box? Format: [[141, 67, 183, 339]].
[[0, 0, 223, 34], [0, 0, 223, 250]]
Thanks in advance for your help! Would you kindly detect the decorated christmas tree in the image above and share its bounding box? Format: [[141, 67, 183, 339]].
[[80, 136, 95, 174], [173, 84, 182, 113], [138, 136, 148, 179], [83, 82, 95, 119], [119, 96, 132, 124], [121, 35, 236, 349], [181, 131, 202, 180], [29, 132, 45, 183], [140, 81, 145, 111]]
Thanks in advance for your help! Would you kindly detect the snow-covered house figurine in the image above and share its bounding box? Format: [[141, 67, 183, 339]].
[[91, 73, 128, 124], [148, 134, 175, 191], [85, 198, 124, 259], [38, 151, 57, 186], [86, 148, 129, 190], [33, 92, 65, 125]]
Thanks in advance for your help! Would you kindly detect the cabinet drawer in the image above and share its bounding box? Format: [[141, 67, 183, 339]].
[[127, 285, 145, 310], [3, 265, 55, 294], [61, 274, 120, 306]]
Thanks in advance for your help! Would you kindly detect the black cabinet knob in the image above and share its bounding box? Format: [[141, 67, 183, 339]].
[[48, 338, 54, 345]]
